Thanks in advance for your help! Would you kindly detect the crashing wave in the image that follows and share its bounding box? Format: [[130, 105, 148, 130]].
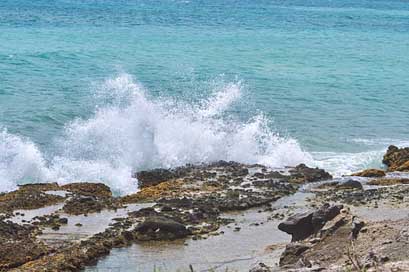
[[0, 74, 310, 194]]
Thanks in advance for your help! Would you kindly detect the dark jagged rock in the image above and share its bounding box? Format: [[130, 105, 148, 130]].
[[135, 168, 183, 188], [336, 179, 363, 190], [278, 212, 314, 242], [278, 203, 342, 241], [289, 164, 332, 183], [383, 145, 409, 171]]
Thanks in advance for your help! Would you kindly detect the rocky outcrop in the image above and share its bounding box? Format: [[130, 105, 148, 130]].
[[383, 145, 409, 171], [278, 203, 343, 241], [277, 208, 409, 271], [278, 210, 367, 270], [288, 164, 332, 183], [352, 169, 386, 177]]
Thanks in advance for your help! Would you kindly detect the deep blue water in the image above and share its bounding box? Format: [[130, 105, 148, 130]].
[[1, 0, 409, 192]]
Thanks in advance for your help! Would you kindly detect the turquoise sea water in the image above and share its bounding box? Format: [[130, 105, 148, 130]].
[[1, 0, 409, 193]]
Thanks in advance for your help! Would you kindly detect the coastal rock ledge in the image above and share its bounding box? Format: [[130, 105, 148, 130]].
[[0, 162, 330, 271]]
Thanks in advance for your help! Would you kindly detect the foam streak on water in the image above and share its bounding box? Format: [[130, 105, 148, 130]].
[[0, 74, 311, 194]]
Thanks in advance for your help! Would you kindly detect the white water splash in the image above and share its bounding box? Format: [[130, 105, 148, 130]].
[[0, 129, 49, 192], [0, 74, 310, 194], [311, 150, 384, 177]]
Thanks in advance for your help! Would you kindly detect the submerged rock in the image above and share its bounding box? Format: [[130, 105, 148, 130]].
[[135, 216, 190, 240], [383, 145, 409, 171]]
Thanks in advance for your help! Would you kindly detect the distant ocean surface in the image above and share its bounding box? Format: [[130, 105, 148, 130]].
[[1, 0, 409, 194]]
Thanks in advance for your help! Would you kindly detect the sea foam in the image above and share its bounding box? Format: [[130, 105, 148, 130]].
[[0, 74, 310, 194]]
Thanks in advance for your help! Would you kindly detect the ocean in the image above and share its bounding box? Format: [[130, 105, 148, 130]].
[[1, 0, 409, 194]]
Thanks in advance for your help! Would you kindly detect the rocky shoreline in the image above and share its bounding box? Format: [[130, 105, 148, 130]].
[[1, 145, 409, 271]]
